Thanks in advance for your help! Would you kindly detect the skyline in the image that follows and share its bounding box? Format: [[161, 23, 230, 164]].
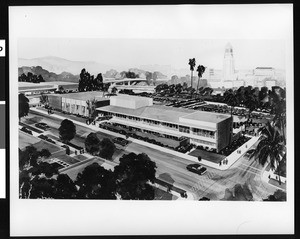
[[18, 38, 286, 74]]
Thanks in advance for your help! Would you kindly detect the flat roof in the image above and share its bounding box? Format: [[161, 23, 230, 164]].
[[181, 111, 230, 123], [40, 81, 78, 86], [62, 91, 109, 101], [97, 104, 229, 129], [19, 85, 56, 91]]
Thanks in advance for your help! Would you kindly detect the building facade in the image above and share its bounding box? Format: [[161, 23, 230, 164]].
[[97, 95, 233, 152], [48, 92, 110, 117]]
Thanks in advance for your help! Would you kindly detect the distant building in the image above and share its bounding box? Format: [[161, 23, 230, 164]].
[[254, 67, 276, 78], [18, 81, 79, 95], [48, 91, 110, 116], [19, 82, 56, 95], [45, 81, 79, 93], [97, 95, 233, 152], [223, 43, 235, 82], [265, 80, 277, 89]]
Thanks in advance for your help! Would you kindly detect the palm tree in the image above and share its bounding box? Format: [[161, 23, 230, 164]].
[[196, 65, 206, 96], [254, 122, 285, 184], [269, 88, 286, 143], [244, 93, 259, 132], [188, 58, 196, 91]]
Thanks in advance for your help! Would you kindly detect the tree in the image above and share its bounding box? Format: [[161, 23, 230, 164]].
[[31, 161, 59, 178], [19, 93, 29, 120], [224, 91, 239, 117], [58, 85, 65, 93], [152, 72, 158, 86], [29, 177, 56, 199], [99, 138, 115, 160], [188, 58, 196, 90], [196, 65, 206, 94], [40, 93, 49, 106], [175, 83, 183, 95], [78, 68, 92, 92], [155, 83, 168, 94], [254, 122, 285, 184], [59, 119, 76, 143], [39, 148, 51, 159], [27, 72, 33, 82], [86, 98, 98, 122], [37, 74, 45, 82], [114, 152, 157, 200], [54, 174, 78, 199], [111, 86, 117, 94], [20, 145, 40, 168], [145, 72, 153, 85], [244, 92, 259, 131], [269, 87, 286, 143], [222, 183, 253, 201], [75, 162, 116, 199], [94, 73, 104, 91], [18, 73, 28, 82], [263, 189, 286, 201], [85, 133, 101, 155]]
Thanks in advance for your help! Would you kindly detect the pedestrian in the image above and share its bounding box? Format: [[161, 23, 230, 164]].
[[75, 150, 77, 155], [219, 161, 222, 166]]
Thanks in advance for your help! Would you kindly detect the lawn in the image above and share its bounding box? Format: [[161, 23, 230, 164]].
[[63, 157, 105, 181], [189, 148, 226, 164], [32, 140, 61, 153], [154, 188, 178, 200], [19, 131, 41, 149], [55, 154, 81, 165], [73, 154, 88, 161]]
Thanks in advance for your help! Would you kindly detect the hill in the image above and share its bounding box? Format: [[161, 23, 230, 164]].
[[19, 56, 112, 76], [18, 66, 79, 83]]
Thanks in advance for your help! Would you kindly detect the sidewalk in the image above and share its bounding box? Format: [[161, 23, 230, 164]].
[[260, 162, 286, 191]]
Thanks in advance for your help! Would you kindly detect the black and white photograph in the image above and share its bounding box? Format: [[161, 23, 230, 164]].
[[9, 4, 294, 236]]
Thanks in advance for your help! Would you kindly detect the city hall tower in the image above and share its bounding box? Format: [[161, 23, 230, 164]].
[[222, 43, 235, 81]]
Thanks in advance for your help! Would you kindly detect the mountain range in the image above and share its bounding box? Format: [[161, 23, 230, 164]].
[[19, 56, 115, 76], [18, 56, 169, 82], [19, 56, 180, 79], [18, 66, 79, 83]]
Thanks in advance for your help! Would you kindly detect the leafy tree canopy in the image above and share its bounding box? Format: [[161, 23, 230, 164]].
[[99, 138, 116, 160], [75, 162, 116, 199], [85, 133, 101, 155], [19, 93, 29, 120], [114, 152, 157, 200], [59, 119, 76, 143]]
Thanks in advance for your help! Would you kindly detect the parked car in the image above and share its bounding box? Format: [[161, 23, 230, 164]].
[[113, 137, 129, 147], [245, 149, 256, 158], [35, 122, 50, 130], [38, 134, 48, 140], [186, 164, 207, 175], [46, 138, 56, 144], [20, 127, 32, 135]]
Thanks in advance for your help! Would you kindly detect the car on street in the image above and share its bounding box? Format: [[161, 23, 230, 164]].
[[35, 122, 50, 130], [186, 163, 207, 175], [20, 127, 33, 135], [245, 149, 256, 158], [113, 137, 129, 146]]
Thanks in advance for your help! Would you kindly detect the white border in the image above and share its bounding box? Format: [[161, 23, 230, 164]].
[[10, 5, 294, 236]]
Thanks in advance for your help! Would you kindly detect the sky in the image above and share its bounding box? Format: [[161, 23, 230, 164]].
[[18, 38, 286, 71]]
